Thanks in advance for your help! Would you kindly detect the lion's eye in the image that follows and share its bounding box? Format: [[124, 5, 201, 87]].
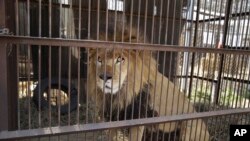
[[116, 56, 124, 63], [97, 56, 102, 63]]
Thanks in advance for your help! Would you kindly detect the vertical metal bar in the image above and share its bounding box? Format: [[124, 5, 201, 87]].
[[68, 47, 72, 125], [86, 48, 89, 126], [157, 50, 166, 141], [58, 0, 63, 126], [105, 0, 109, 41], [15, 0, 19, 36], [15, 0, 20, 130], [138, 50, 145, 119], [67, 0, 73, 126], [164, 0, 170, 44], [85, 41, 88, 141], [234, 1, 246, 108], [87, 0, 91, 39], [121, 0, 126, 42], [95, 49, 99, 123], [243, 1, 250, 51], [143, 50, 151, 141], [170, 0, 177, 45], [136, 0, 141, 42], [48, 0, 52, 127], [157, 0, 163, 44], [188, 0, 200, 98], [206, 0, 219, 111], [205, 0, 214, 48], [97, 0, 100, 40], [102, 48, 107, 123], [150, 0, 155, 44], [150, 51, 159, 141], [77, 0, 82, 125], [78, 0, 82, 39], [241, 1, 250, 108], [109, 49, 115, 122], [160, 51, 167, 141], [215, 0, 232, 104], [143, 0, 148, 43], [38, 0, 42, 128], [117, 49, 124, 121], [129, 0, 134, 42], [113, 0, 118, 42], [124, 49, 131, 120], [26, 0, 31, 129]]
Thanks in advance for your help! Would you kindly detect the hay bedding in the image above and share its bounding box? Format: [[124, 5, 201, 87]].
[[18, 96, 248, 141]]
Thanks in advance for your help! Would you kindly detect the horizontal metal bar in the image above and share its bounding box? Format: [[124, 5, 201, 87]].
[[1, 35, 250, 55], [176, 75, 218, 83], [185, 11, 250, 23], [176, 75, 250, 84], [0, 108, 250, 140]]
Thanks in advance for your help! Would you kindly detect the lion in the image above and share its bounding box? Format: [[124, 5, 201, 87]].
[[88, 27, 210, 141]]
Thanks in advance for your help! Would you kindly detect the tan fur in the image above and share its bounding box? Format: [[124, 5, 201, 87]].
[[88, 27, 210, 141]]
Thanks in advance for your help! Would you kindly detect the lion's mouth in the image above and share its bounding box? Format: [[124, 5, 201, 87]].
[[99, 84, 120, 95]]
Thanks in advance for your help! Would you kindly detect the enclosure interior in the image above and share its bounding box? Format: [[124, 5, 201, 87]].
[[0, 0, 250, 141]]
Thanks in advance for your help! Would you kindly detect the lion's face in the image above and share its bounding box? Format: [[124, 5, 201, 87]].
[[92, 49, 129, 95]]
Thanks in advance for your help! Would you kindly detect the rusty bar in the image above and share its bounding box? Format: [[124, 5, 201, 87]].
[[1, 35, 250, 55], [1, 108, 250, 140], [215, 0, 232, 104]]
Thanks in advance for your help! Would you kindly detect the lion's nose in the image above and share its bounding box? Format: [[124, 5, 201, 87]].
[[99, 73, 112, 81]]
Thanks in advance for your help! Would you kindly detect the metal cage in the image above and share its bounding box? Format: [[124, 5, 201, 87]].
[[0, 0, 250, 141]]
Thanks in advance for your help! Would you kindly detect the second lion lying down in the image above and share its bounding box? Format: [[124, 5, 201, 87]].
[[88, 27, 210, 141]]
